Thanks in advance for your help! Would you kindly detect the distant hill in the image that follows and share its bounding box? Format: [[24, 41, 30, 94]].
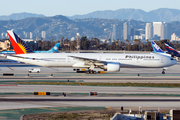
[[1, 14, 180, 40], [0, 12, 46, 20], [69, 8, 180, 22]]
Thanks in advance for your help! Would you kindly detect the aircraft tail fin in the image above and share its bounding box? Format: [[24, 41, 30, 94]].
[[48, 43, 60, 52], [151, 41, 164, 53], [7, 30, 33, 54], [165, 42, 180, 55]]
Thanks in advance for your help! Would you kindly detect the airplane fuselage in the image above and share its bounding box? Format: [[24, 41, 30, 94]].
[[6, 53, 177, 68]]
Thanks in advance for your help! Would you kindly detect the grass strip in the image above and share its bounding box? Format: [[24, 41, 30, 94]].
[[16, 82, 180, 88]]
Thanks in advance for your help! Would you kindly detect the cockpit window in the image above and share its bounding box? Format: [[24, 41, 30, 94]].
[[171, 58, 174, 60]]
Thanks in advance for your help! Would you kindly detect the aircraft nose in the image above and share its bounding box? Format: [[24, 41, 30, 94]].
[[171, 59, 177, 65]]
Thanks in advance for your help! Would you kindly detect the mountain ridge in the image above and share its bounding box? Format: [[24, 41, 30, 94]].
[[0, 12, 46, 20], [69, 8, 180, 22]]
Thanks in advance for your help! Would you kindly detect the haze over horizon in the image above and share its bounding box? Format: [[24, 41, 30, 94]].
[[1, 0, 180, 16]]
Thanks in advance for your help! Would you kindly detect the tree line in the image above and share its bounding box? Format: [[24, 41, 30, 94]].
[[6, 37, 180, 52], [59, 37, 180, 52]]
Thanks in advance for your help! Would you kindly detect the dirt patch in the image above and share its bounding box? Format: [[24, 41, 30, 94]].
[[23, 109, 117, 120]]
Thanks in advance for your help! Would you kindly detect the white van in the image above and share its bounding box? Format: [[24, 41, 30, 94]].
[[28, 68, 41, 73]]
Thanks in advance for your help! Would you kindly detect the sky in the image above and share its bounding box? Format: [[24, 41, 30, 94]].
[[1, 0, 180, 17]]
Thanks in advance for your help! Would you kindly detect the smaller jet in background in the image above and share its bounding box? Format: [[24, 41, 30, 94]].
[[33, 43, 60, 53], [150, 41, 170, 57], [165, 42, 180, 57], [0, 42, 60, 54]]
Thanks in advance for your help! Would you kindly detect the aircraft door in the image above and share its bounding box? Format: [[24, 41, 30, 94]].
[[161, 57, 164, 63], [99, 56, 102, 60]]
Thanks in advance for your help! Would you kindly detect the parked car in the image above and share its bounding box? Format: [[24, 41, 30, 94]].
[[28, 68, 41, 73]]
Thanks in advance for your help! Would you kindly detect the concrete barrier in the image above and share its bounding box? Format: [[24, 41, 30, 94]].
[[3, 73, 14, 76]]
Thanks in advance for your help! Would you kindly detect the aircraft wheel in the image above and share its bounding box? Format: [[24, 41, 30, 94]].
[[90, 70, 93, 74], [93, 71, 96, 74], [162, 71, 165, 74]]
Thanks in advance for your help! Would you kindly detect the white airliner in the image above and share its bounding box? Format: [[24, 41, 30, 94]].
[[6, 30, 177, 74]]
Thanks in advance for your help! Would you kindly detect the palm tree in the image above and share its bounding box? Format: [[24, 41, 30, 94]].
[[108, 38, 111, 44], [105, 40, 107, 44], [108, 38, 111, 50], [116, 39, 119, 45], [96, 39, 100, 47], [126, 39, 130, 45], [146, 39, 149, 43]]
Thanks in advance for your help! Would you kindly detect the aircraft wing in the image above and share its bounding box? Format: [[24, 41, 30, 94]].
[[69, 55, 121, 70], [69, 55, 106, 68], [69, 55, 105, 63]]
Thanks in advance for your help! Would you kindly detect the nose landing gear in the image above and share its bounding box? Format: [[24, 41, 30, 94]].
[[162, 68, 167, 74]]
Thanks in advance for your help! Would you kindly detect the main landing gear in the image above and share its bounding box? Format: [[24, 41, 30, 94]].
[[74, 69, 96, 74], [85, 69, 96, 74]]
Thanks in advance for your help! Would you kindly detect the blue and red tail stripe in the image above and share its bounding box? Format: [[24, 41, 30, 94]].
[[165, 42, 180, 55]]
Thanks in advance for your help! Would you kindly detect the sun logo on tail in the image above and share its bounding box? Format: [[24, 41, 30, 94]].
[[17, 43, 27, 54]]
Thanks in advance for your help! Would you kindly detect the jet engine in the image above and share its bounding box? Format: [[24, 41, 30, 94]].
[[103, 62, 120, 72]]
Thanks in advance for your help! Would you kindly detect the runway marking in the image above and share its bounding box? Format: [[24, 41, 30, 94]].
[[0, 85, 17, 86], [16, 92, 25, 94], [105, 106, 112, 110], [7, 67, 14, 71], [38, 107, 59, 111], [0, 117, 6, 119], [0, 111, 19, 114]]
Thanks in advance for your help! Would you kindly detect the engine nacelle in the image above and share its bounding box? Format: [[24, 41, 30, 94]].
[[104, 62, 120, 72]]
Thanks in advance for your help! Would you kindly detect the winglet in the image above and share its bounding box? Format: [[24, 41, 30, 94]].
[[151, 41, 164, 53], [7, 30, 33, 54]]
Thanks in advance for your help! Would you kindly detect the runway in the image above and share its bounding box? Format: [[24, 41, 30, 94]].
[[1, 84, 180, 111], [1, 75, 180, 83], [1, 85, 180, 94], [0, 61, 180, 118], [1, 96, 180, 111], [1, 97, 180, 102]]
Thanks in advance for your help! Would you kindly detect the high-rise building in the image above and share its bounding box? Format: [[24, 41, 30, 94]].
[[130, 28, 135, 41], [123, 22, 130, 40], [153, 22, 162, 40], [164, 23, 172, 40], [171, 33, 180, 41], [161, 23, 165, 40], [112, 24, 116, 41], [41, 31, 46, 39], [30, 32, 33, 39], [145, 23, 153, 40], [23, 31, 26, 38], [1, 33, 4, 39], [116, 24, 123, 40], [160, 22, 172, 40], [112, 24, 123, 41]]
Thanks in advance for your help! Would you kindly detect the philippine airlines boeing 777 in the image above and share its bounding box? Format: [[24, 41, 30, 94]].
[[6, 30, 177, 74]]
